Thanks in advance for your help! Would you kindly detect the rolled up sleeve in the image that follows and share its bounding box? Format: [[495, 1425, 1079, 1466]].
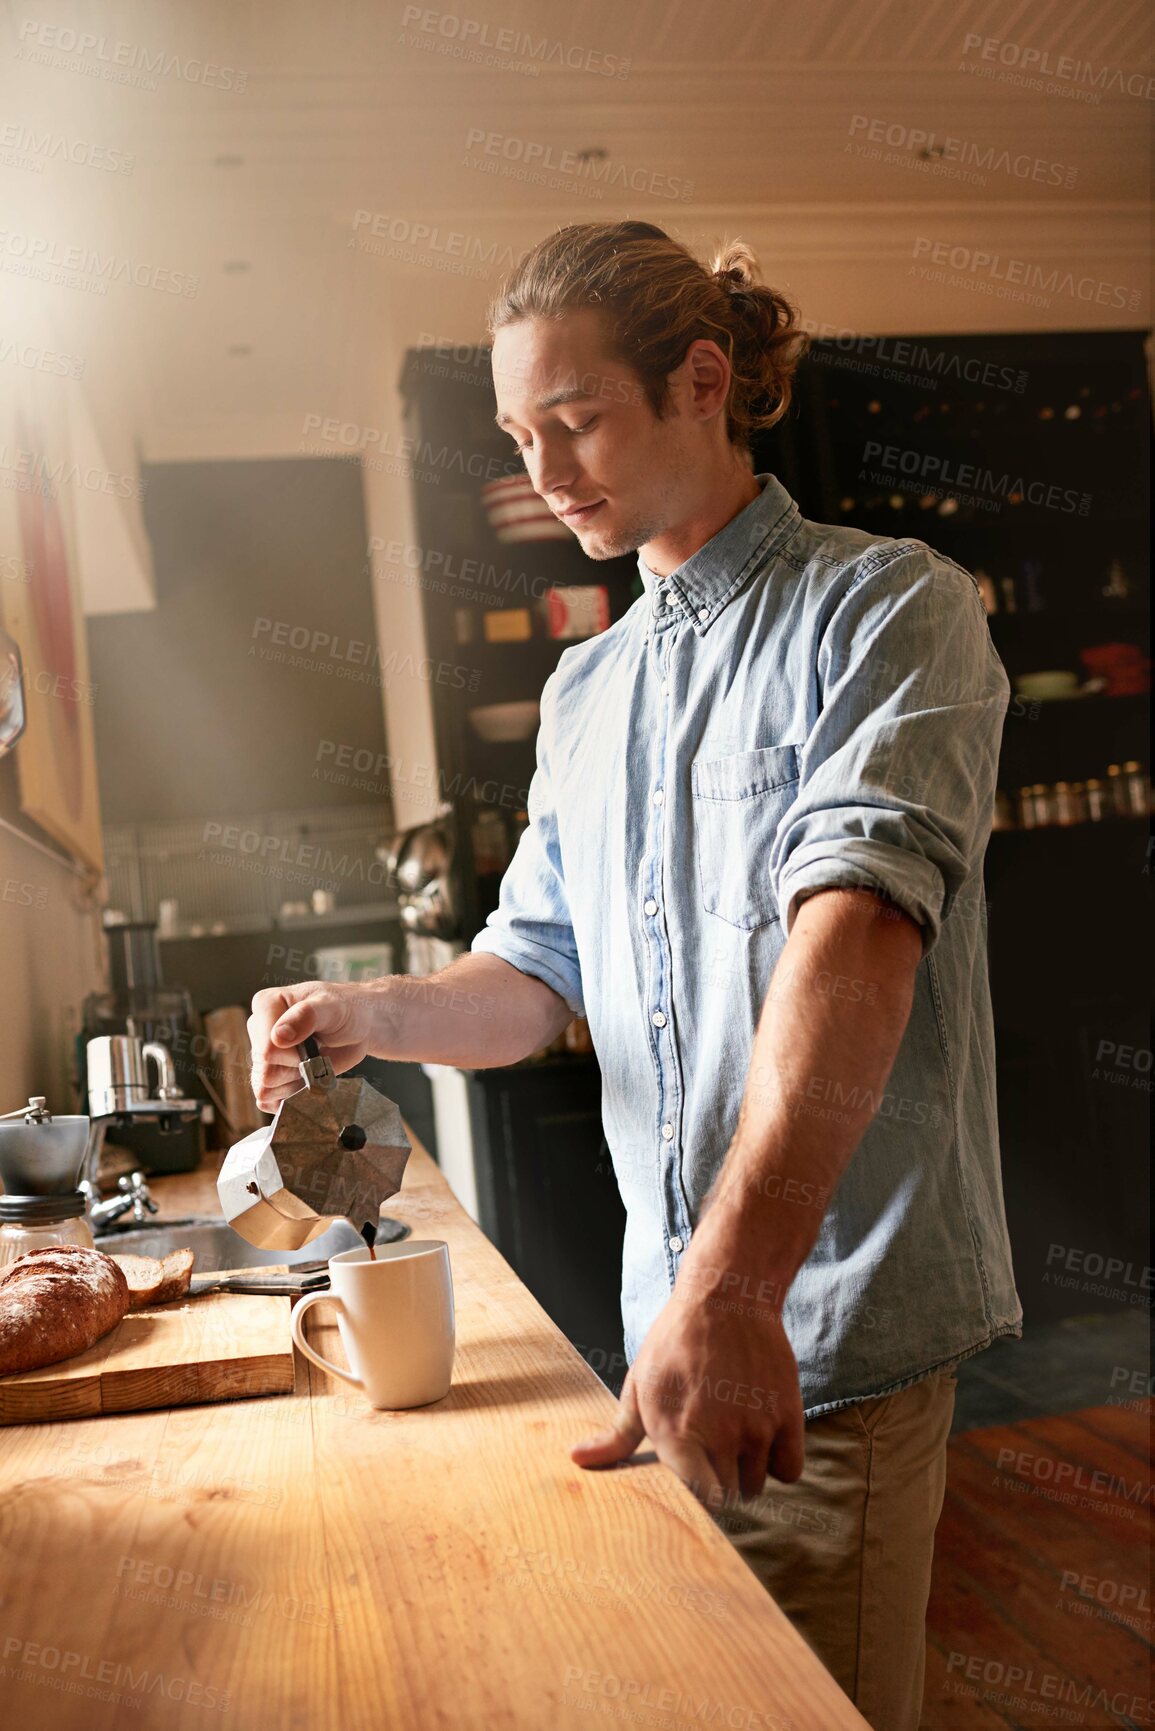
[[771, 546, 1010, 952], [470, 673, 586, 1015]]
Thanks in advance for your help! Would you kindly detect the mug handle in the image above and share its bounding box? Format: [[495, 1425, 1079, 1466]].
[[290, 1291, 364, 1389]]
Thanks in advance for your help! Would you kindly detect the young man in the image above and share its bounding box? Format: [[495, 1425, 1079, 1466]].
[[249, 221, 1021, 1729]]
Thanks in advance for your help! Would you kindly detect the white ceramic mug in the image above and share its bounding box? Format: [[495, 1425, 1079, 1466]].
[[290, 1241, 455, 1410]]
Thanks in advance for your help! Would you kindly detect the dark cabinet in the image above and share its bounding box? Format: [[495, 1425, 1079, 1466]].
[[756, 328, 1151, 1326], [463, 1058, 627, 1394]]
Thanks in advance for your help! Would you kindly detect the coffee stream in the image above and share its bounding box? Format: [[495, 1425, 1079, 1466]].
[[361, 1221, 377, 1261]]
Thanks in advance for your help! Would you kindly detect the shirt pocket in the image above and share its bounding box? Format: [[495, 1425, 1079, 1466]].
[[692, 743, 801, 930]]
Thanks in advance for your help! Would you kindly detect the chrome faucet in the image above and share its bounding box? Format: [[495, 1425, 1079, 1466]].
[[81, 1170, 160, 1231]]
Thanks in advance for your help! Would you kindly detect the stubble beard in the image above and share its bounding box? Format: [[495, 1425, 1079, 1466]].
[[576, 507, 667, 563]]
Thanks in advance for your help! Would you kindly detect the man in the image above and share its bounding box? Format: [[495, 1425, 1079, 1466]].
[[249, 221, 1021, 1729]]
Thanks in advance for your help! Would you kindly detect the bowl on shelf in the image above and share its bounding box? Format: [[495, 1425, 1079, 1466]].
[[467, 701, 541, 743], [1013, 670, 1080, 701], [480, 475, 575, 543]]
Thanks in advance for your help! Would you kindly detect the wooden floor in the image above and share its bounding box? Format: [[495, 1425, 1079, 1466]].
[[924, 1401, 1153, 1729]]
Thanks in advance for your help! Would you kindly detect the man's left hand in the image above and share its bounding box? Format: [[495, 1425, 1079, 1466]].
[[571, 1237, 806, 1505]]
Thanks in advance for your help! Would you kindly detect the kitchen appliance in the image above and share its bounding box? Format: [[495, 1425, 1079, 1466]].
[[218, 1037, 411, 1252], [0, 1097, 94, 1266], [0, 1067, 202, 1239], [86, 1035, 183, 1119], [80, 919, 206, 1173], [384, 815, 463, 976]]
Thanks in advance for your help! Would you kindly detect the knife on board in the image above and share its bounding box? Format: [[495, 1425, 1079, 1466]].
[[188, 1263, 331, 1298]]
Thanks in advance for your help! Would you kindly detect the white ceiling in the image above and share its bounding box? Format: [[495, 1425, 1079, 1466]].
[[3, 0, 1151, 461]]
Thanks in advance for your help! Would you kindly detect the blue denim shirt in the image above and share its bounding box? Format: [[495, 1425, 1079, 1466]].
[[472, 471, 1022, 1415]]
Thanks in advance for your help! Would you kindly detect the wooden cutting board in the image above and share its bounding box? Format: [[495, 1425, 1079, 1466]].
[[0, 1284, 294, 1426]]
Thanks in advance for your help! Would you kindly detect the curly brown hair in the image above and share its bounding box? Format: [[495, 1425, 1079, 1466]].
[[487, 220, 809, 449]]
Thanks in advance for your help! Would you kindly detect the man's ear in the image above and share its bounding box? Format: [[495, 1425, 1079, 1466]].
[[682, 338, 731, 423]]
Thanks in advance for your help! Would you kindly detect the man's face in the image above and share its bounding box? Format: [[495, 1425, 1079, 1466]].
[[491, 309, 699, 561]]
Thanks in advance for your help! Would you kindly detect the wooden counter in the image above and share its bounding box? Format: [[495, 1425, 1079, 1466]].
[[0, 1135, 867, 1730]]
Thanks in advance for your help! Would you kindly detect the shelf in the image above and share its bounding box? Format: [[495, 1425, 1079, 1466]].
[[157, 901, 401, 940], [989, 815, 1149, 840], [276, 900, 400, 929], [1003, 691, 1148, 721]]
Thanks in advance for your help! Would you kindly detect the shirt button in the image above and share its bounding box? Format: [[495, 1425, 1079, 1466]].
[[657, 594, 670, 609], [698, 607, 709, 624], [651, 1010, 667, 1028], [643, 898, 658, 916], [668, 1235, 684, 1254], [661, 1122, 674, 1141], [652, 789, 664, 806]]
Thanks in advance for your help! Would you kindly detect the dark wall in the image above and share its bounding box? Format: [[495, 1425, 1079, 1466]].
[[87, 457, 389, 823]]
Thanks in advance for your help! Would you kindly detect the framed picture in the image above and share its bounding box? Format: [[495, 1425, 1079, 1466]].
[[0, 389, 103, 872]]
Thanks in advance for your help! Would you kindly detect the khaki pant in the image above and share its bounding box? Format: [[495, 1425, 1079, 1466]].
[[711, 1366, 958, 1731]]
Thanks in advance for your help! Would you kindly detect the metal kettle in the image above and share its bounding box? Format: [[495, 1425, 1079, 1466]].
[[386, 817, 459, 939], [217, 1038, 411, 1251]]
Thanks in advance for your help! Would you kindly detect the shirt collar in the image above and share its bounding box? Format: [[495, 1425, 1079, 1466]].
[[635, 471, 801, 633]]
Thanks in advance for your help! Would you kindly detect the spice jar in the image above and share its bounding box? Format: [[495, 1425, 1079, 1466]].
[[1030, 783, 1053, 827], [993, 790, 1015, 831], [1105, 763, 1129, 817], [1084, 778, 1108, 821], [1052, 781, 1087, 826], [1121, 761, 1149, 816]]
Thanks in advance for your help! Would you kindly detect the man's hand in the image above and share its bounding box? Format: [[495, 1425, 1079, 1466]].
[[571, 1234, 805, 1504], [248, 982, 381, 1112]]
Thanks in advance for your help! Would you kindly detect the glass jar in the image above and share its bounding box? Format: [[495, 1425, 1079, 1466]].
[[992, 790, 1016, 831], [1016, 786, 1037, 829], [1121, 761, 1149, 816], [471, 808, 510, 875], [0, 1205, 94, 1270], [1105, 763, 1129, 817], [1052, 781, 1080, 826], [1084, 778, 1108, 821]]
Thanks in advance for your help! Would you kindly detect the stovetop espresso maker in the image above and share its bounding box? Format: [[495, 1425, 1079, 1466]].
[[218, 1038, 411, 1252]]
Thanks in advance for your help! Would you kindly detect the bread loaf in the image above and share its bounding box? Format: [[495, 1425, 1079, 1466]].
[[0, 1245, 130, 1375]]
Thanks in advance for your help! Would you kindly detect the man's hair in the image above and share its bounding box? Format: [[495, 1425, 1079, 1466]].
[[487, 220, 809, 449]]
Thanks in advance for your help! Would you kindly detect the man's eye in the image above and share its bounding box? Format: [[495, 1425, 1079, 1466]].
[[571, 417, 597, 435]]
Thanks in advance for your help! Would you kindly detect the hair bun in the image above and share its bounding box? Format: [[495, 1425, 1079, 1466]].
[[710, 240, 759, 290]]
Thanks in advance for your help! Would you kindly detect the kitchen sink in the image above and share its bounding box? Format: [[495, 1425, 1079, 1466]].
[[92, 1214, 409, 1270]]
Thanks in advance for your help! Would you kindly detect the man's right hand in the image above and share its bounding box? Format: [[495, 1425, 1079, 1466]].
[[247, 982, 384, 1112]]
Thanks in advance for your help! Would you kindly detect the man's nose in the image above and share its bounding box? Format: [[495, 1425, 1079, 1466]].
[[530, 436, 577, 500]]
